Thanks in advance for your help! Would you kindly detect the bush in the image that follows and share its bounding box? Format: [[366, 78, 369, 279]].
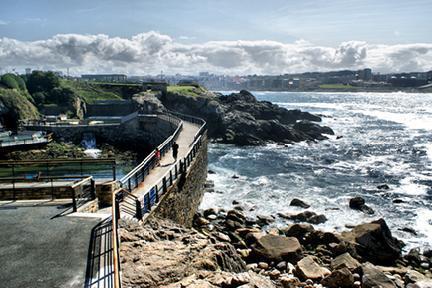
[[46, 87, 76, 105], [1, 74, 20, 89], [32, 92, 46, 105]]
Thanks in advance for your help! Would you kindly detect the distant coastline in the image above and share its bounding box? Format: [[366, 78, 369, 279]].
[[215, 87, 432, 93]]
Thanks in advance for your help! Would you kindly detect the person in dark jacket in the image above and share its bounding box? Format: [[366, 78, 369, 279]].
[[172, 142, 179, 161]]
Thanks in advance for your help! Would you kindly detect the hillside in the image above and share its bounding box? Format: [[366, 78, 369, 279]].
[[0, 88, 39, 129]]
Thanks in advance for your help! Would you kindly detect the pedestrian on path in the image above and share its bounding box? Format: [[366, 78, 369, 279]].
[[154, 148, 161, 166], [172, 142, 179, 161]]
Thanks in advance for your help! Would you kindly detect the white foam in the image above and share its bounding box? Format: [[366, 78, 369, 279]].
[[395, 177, 428, 196], [84, 148, 102, 158], [415, 209, 432, 246]]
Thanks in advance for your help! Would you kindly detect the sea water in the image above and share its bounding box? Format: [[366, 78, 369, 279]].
[[200, 91, 432, 250]]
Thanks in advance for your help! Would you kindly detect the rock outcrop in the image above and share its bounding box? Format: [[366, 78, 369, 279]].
[[342, 218, 404, 265], [160, 89, 334, 145]]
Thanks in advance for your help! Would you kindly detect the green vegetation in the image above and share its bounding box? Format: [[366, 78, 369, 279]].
[[319, 84, 353, 89], [0, 88, 39, 128], [167, 85, 207, 97], [60, 80, 122, 103], [0, 74, 27, 91]]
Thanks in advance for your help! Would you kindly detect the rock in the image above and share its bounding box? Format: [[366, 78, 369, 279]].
[[393, 198, 404, 204], [290, 198, 310, 208], [256, 214, 275, 226], [286, 211, 327, 224], [295, 256, 331, 280], [203, 208, 218, 218], [406, 248, 422, 265], [227, 209, 246, 224], [246, 263, 258, 271], [331, 252, 361, 272], [362, 262, 397, 288], [399, 227, 417, 235], [258, 262, 269, 270], [268, 269, 281, 279], [249, 234, 303, 263], [422, 249, 432, 258], [207, 214, 217, 221], [195, 217, 210, 226], [321, 268, 354, 287], [405, 269, 427, 284], [280, 276, 302, 288], [407, 280, 432, 288], [349, 196, 375, 215], [214, 232, 231, 242], [342, 218, 403, 265], [281, 223, 315, 241], [276, 261, 287, 271], [232, 174, 240, 179], [377, 184, 390, 190]]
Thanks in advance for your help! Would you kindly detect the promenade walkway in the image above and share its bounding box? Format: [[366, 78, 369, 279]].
[[132, 121, 200, 199]]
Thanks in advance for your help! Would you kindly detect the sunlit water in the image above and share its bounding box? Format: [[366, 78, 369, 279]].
[[200, 91, 432, 251]]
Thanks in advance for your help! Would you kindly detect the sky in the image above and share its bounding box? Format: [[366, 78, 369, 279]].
[[0, 0, 431, 75]]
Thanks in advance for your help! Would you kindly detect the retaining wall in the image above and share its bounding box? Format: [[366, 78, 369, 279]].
[[148, 134, 208, 227]]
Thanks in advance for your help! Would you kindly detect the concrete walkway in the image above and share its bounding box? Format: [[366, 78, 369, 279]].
[[0, 201, 105, 288], [132, 121, 200, 199]]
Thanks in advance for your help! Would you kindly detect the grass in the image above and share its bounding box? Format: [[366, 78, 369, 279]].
[[167, 85, 207, 97], [60, 80, 123, 103], [319, 84, 353, 89]]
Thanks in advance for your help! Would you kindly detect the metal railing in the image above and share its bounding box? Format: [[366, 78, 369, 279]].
[[0, 133, 53, 148], [119, 114, 183, 192], [116, 112, 206, 221]]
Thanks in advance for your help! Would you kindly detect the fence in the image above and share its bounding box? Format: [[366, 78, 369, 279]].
[[0, 132, 52, 148], [0, 175, 95, 212]]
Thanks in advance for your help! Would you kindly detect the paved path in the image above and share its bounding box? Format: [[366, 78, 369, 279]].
[[132, 121, 200, 198], [0, 201, 105, 288]]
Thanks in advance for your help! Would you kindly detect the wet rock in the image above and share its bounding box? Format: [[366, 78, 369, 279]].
[[276, 261, 287, 271], [377, 184, 390, 190], [232, 174, 240, 179], [331, 252, 361, 272], [294, 256, 331, 280], [393, 198, 404, 204], [256, 214, 275, 226], [362, 262, 397, 288], [195, 217, 210, 226], [405, 248, 422, 266], [280, 223, 315, 241], [208, 170, 216, 174], [349, 196, 375, 215], [321, 268, 354, 288], [286, 211, 327, 224], [399, 227, 417, 235], [249, 234, 303, 263], [227, 209, 246, 224], [203, 208, 218, 218], [290, 198, 310, 208], [342, 218, 403, 265]]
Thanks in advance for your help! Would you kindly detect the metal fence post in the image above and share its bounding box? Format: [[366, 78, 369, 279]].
[[135, 199, 143, 220], [163, 177, 167, 193], [72, 188, 77, 212]]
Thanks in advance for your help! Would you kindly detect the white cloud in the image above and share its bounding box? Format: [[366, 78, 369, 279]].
[[0, 31, 431, 75]]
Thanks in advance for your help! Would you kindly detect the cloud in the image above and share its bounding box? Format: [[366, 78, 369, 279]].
[[0, 20, 9, 25], [0, 31, 431, 75]]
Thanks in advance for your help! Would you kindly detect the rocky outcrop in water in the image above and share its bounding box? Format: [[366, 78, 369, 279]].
[[160, 89, 334, 145]]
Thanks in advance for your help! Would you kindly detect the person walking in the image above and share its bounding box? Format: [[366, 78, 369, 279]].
[[154, 148, 161, 167], [172, 142, 179, 161]]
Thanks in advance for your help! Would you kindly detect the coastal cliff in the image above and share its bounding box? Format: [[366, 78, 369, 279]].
[[153, 88, 334, 145]]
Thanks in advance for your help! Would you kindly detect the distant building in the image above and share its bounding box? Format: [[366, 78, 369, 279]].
[[81, 74, 127, 82], [357, 68, 372, 81], [25, 68, 32, 75]]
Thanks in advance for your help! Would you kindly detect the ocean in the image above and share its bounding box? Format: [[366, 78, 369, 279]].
[[200, 91, 432, 251]]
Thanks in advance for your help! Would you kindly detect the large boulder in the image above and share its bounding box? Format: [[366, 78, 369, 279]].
[[132, 91, 165, 113], [331, 252, 361, 272], [294, 256, 331, 280], [349, 196, 375, 215], [290, 198, 310, 208], [342, 219, 403, 265], [321, 268, 354, 288], [362, 263, 397, 288], [248, 234, 303, 263]]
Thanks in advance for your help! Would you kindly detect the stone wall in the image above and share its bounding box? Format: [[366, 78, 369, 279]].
[[1, 184, 76, 200], [148, 134, 208, 227], [24, 115, 178, 150]]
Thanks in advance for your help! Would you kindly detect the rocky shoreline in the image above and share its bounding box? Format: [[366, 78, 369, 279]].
[[153, 89, 335, 146], [120, 183, 432, 288]]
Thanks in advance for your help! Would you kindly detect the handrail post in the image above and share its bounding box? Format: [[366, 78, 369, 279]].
[[72, 188, 77, 212], [169, 170, 173, 185], [155, 185, 159, 203], [135, 199, 143, 220], [162, 177, 167, 193], [112, 164, 116, 181]]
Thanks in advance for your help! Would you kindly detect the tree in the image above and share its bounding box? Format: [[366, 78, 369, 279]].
[[1, 74, 20, 89], [32, 92, 46, 106], [26, 71, 60, 94], [46, 87, 76, 105]]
